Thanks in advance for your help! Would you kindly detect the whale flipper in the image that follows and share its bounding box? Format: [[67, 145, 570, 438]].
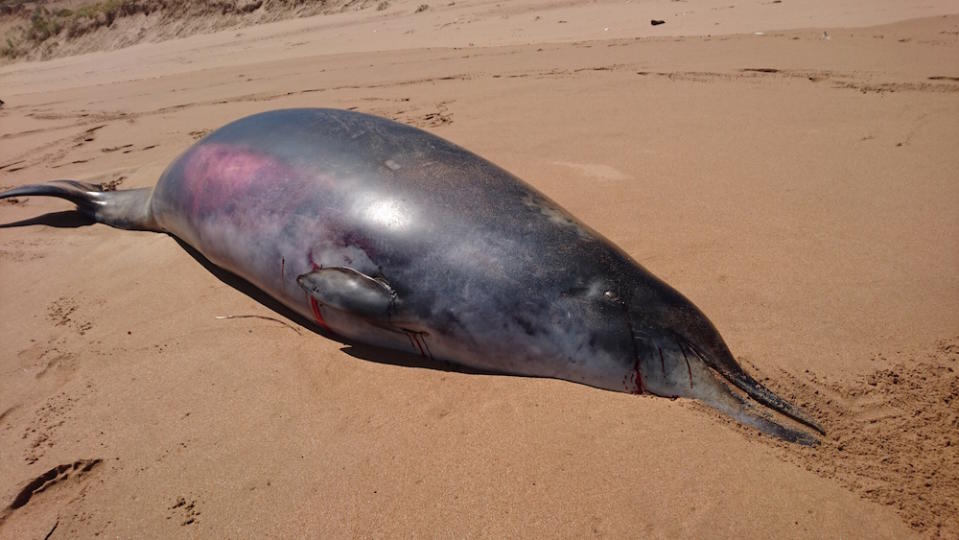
[[296, 267, 397, 319]]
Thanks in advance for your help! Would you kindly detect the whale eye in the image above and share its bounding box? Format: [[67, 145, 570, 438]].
[[603, 290, 620, 302]]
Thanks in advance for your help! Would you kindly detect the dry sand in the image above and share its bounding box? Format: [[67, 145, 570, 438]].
[[1, 0, 958, 537]]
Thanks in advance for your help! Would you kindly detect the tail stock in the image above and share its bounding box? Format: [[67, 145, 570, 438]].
[[0, 180, 158, 231]]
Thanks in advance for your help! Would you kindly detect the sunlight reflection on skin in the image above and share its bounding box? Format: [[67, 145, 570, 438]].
[[363, 198, 411, 231]]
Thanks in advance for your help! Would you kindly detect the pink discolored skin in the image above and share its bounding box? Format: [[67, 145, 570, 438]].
[[157, 141, 338, 330], [181, 143, 292, 217]]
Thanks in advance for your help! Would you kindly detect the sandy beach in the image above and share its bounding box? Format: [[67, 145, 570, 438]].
[[1, 0, 957, 537]]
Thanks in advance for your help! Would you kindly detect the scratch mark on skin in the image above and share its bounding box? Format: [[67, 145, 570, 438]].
[[408, 332, 424, 356], [403, 330, 433, 360], [676, 339, 694, 389], [280, 257, 285, 281], [658, 346, 666, 375], [420, 333, 433, 360]]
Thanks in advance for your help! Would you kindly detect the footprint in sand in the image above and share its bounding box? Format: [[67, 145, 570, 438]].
[[21, 390, 84, 464], [168, 496, 201, 526], [0, 459, 103, 527]]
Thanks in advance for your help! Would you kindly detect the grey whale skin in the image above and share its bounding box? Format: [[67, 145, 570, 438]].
[[1, 108, 824, 444]]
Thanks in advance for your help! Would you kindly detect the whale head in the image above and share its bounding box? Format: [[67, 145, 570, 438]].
[[619, 280, 825, 444]]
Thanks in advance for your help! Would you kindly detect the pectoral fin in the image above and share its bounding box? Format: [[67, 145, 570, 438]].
[[296, 267, 397, 319]]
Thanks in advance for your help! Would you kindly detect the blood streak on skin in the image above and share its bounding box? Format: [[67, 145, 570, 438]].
[[307, 295, 330, 331], [302, 254, 330, 331], [633, 356, 645, 395], [616, 298, 644, 395]]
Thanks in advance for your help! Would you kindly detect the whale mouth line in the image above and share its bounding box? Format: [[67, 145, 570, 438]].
[[667, 334, 825, 443]]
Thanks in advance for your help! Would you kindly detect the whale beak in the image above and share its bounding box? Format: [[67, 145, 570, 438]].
[[636, 288, 826, 444], [680, 339, 825, 445]]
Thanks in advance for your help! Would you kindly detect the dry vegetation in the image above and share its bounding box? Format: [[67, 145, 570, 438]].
[[0, 0, 378, 61]]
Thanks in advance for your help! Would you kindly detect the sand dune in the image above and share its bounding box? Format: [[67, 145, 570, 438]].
[[1, 1, 957, 538]]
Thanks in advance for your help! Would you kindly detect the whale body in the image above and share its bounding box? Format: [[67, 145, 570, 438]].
[[0, 109, 824, 443]]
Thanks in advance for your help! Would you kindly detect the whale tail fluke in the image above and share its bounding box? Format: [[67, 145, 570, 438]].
[[0, 180, 159, 231]]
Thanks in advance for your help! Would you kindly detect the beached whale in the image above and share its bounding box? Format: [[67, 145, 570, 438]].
[[0, 108, 824, 443]]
